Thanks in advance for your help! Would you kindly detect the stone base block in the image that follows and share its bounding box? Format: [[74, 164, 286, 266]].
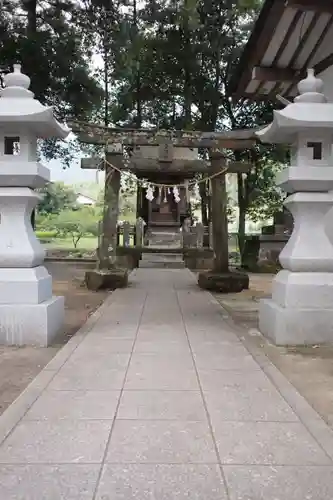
[[0, 296, 64, 346], [259, 298, 333, 345], [197, 270, 249, 293], [85, 268, 128, 291], [272, 270, 333, 309], [0, 266, 52, 304]]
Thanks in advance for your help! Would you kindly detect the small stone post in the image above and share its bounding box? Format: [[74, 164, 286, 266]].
[[135, 217, 144, 247], [123, 221, 131, 247], [209, 221, 213, 249], [195, 222, 204, 248], [0, 65, 70, 345]]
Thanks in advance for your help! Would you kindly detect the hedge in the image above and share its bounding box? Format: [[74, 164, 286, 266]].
[[35, 230, 58, 239]]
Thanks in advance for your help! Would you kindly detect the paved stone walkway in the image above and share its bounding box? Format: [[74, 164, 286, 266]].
[[1, 269, 333, 499]]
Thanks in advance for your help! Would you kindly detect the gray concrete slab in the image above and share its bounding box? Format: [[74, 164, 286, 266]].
[[96, 464, 227, 500], [224, 465, 333, 500], [0, 268, 333, 498], [105, 420, 218, 463]]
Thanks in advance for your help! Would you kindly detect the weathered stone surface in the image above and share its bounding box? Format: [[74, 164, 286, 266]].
[[197, 270, 249, 293], [85, 268, 128, 291]]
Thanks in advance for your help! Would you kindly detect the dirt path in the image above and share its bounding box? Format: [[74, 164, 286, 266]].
[[0, 262, 107, 416], [213, 273, 333, 429]]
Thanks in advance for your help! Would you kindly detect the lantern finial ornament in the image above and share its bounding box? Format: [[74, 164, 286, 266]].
[[295, 68, 325, 103]]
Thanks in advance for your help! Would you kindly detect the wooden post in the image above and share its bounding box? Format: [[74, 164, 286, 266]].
[[210, 152, 229, 273]]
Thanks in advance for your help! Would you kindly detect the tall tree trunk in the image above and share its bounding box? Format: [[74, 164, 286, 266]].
[[103, 36, 109, 127], [237, 173, 247, 263], [211, 153, 229, 273], [22, 0, 37, 34], [22, 0, 37, 228], [132, 0, 142, 127], [199, 179, 209, 226]]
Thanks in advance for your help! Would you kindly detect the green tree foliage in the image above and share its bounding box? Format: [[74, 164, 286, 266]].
[[0, 0, 103, 165], [37, 182, 77, 215], [44, 208, 99, 248]]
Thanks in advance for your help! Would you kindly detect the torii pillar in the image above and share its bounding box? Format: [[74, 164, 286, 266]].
[[85, 145, 128, 291], [198, 152, 251, 293]]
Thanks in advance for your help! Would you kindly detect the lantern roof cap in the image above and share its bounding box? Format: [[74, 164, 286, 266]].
[[256, 69, 333, 144], [0, 64, 70, 139]]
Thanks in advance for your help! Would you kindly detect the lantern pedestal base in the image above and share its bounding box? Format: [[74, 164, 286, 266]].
[[0, 296, 64, 347], [259, 270, 333, 345], [0, 267, 52, 304], [259, 299, 333, 346]]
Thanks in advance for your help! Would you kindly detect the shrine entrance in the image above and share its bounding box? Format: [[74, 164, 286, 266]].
[[71, 121, 256, 292], [150, 186, 179, 226]]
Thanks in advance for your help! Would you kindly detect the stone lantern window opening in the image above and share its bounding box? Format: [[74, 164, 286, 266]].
[[4, 136, 20, 155], [307, 141, 322, 160], [294, 132, 332, 167]]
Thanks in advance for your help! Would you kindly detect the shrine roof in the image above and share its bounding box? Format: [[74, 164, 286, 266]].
[[0, 65, 70, 139], [228, 0, 333, 100]]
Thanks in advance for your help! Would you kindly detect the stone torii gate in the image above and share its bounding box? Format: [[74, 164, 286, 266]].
[[70, 121, 255, 291]]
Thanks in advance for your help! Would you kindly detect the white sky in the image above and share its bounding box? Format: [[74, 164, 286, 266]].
[[49, 53, 103, 183]]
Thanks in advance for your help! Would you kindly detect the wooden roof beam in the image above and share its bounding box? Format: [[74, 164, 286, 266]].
[[286, 0, 333, 13], [252, 66, 299, 82]]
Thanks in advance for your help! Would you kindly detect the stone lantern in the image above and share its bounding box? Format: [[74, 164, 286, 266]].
[[257, 69, 333, 345], [0, 64, 70, 345]]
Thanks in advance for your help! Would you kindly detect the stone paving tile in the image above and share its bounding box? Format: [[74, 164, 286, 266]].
[[67, 351, 131, 367], [187, 330, 241, 343], [0, 420, 111, 464], [223, 465, 333, 500], [124, 354, 198, 390], [136, 328, 186, 342], [129, 351, 194, 367], [134, 340, 190, 354], [48, 364, 127, 391], [25, 390, 120, 420], [77, 339, 135, 353], [117, 390, 206, 420], [193, 344, 259, 371], [204, 385, 298, 422], [198, 369, 273, 392], [212, 421, 331, 465], [0, 464, 100, 500], [87, 327, 138, 339], [106, 420, 218, 463], [96, 464, 227, 500]]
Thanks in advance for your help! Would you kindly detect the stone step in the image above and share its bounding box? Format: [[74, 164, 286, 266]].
[[149, 235, 182, 242], [139, 260, 185, 269], [142, 253, 183, 262]]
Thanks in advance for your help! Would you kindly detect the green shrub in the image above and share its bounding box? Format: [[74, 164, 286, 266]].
[[35, 230, 57, 239]]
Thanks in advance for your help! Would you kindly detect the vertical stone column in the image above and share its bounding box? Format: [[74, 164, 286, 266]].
[[98, 158, 121, 269], [86, 151, 128, 290], [210, 152, 229, 272], [197, 151, 249, 293]]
